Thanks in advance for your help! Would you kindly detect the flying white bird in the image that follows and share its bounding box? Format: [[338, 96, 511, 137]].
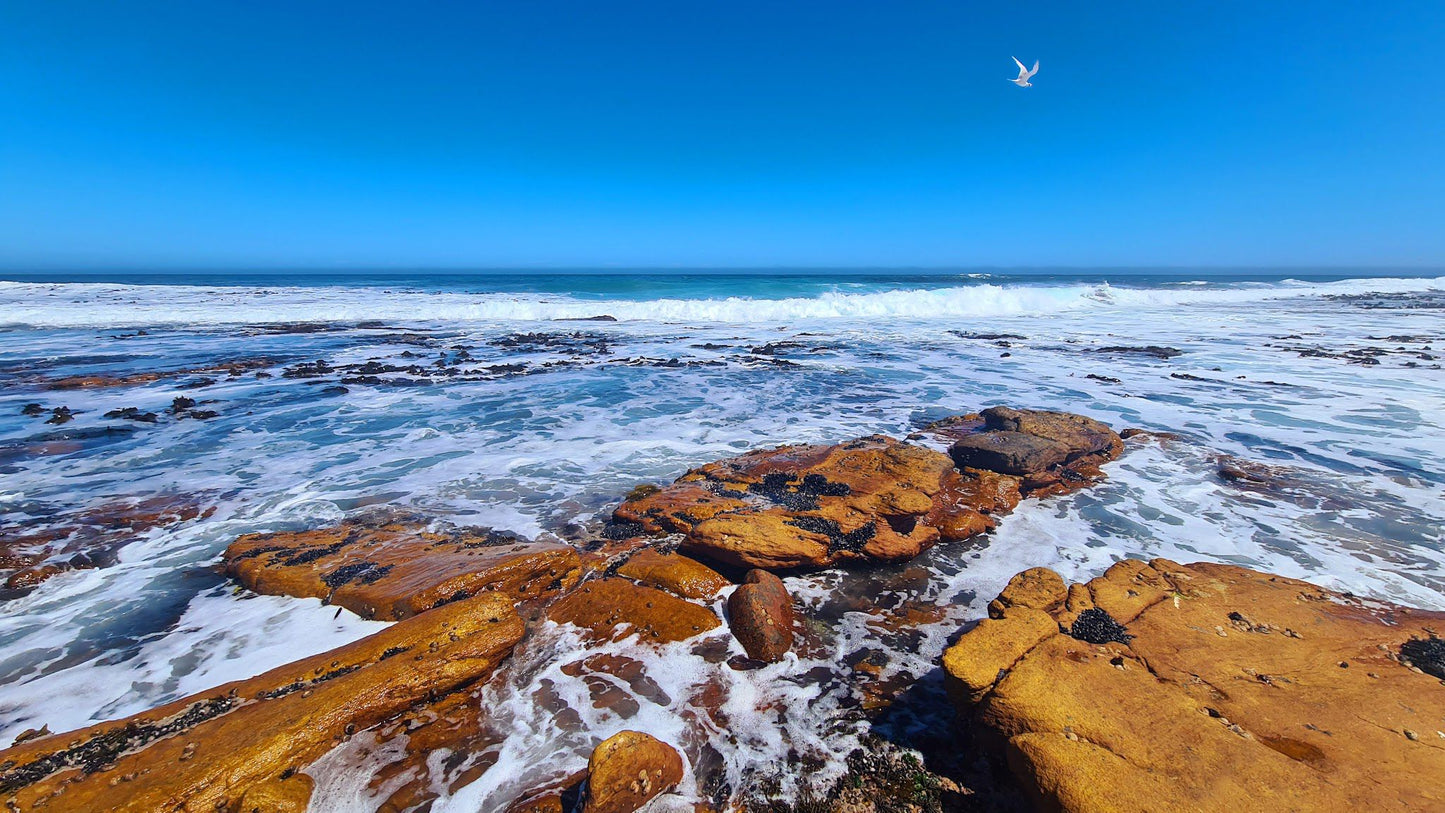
[[1009, 56, 1039, 87]]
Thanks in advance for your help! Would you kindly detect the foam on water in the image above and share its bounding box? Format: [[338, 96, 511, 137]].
[[1, 275, 1443, 327], [1, 273, 1442, 806]]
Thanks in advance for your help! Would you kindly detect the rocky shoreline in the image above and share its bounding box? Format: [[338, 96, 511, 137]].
[[2, 407, 1442, 812]]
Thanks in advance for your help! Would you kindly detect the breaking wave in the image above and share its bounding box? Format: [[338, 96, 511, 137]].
[[1, 275, 1441, 327]]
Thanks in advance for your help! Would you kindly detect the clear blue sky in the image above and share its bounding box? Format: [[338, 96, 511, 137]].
[[2, 1, 1442, 269]]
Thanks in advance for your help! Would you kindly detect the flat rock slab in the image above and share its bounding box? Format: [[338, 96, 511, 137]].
[[610, 409, 1122, 571], [944, 559, 1445, 812], [0, 592, 524, 812], [224, 515, 581, 620], [548, 577, 721, 644], [610, 435, 998, 570]]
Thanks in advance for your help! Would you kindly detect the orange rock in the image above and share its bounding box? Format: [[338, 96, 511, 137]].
[[224, 515, 580, 620], [944, 559, 1445, 812], [548, 577, 720, 644], [948, 407, 1123, 496], [615, 549, 730, 599], [583, 730, 684, 813], [611, 436, 968, 570], [0, 592, 524, 812]]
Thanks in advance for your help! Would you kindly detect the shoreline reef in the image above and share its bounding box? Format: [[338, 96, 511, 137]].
[[3, 407, 1443, 812]]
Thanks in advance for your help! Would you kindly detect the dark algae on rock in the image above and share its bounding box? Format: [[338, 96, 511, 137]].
[[1068, 607, 1133, 645], [1400, 634, 1445, 679]]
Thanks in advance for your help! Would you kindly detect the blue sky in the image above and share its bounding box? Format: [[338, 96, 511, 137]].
[[1, 1, 1442, 269]]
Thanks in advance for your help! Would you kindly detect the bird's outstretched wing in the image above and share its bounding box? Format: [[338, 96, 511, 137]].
[[1029, 60, 1039, 78], [1012, 56, 1027, 74]]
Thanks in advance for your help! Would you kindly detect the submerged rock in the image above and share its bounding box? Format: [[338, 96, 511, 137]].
[[943, 559, 1445, 812], [224, 514, 581, 620], [1, 495, 211, 598], [583, 730, 684, 813], [727, 569, 796, 662], [0, 592, 524, 812]]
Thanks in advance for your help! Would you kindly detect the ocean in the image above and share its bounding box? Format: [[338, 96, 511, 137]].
[[2, 269, 1443, 808]]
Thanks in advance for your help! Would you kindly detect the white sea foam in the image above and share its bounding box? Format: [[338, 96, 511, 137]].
[[0, 275, 1441, 327]]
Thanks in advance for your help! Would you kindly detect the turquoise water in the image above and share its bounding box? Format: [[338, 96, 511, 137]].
[[0, 270, 1442, 808]]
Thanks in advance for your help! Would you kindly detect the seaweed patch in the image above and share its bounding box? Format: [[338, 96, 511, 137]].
[[1069, 608, 1134, 645], [785, 516, 876, 555], [321, 561, 394, 589], [748, 472, 851, 511], [0, 696, 236, 793], [1399, 635, 1445, 679]]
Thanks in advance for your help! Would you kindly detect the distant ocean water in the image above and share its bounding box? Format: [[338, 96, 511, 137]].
[[1, 269, 1443, 808]]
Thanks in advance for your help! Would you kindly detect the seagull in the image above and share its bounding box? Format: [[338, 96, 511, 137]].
[[1009, 56, 1039, 87]]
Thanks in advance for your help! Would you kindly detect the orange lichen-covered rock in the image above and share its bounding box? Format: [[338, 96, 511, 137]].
[[944, 559, 1445, 813], [583, 730, 685, 813], [609, 411, 1123, 572], [610, 436, 977, 570], [548, 577, 721, 644], [224, 514, 580, 620], [0, 592, 524, 813], [615, 548, 731, 599]]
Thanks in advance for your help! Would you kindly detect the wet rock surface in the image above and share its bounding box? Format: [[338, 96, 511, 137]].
[[944, 559, 1445, 812], [1, 495, 211, 598], [547, 577, 721, 644], [942, 407, 1123, 498], [583, 730, 684, 813], [0, 592, 524, 812], [609, 435, 965, 570], [223, 513, 581, 620], [727, 569, 796, 662], [608, 409, 1122, 571]]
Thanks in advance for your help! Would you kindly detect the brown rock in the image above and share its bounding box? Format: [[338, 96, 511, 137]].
[[0, 592, 524, 812], [944, 559, 1445, 813], [986, 566, 1067, 619], [224, 514, 580, 620], [727, 569, 796, 662], [1119, 427, 1182, 442], [609, 412, 1123, 571], [979, 406, 1120, 458], [948, 430, 1070, 475], [38, 358, 276, 390], [583, 730, 684, 813], [548, 577, 720, 643], [615, 549, 730, 599], [946, 407, 1124, 495]]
